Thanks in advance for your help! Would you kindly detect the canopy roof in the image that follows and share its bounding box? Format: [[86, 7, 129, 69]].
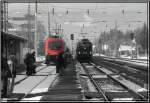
[[2, 32, 27, 41]]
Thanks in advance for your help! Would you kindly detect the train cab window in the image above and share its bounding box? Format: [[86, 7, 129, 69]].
[[49, 41, 62, 50]]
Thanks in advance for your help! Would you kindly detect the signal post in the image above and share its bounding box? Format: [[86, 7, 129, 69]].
[[70, 34, 74, 65]]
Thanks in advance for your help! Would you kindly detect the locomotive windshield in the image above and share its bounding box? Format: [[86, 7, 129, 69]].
[[49, 41, 62, 50]]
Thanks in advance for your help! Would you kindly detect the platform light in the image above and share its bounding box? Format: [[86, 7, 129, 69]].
[[130, 33, 134, 40]]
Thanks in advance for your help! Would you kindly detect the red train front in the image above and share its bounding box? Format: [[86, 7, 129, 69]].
[[45, 36, 65, 65]]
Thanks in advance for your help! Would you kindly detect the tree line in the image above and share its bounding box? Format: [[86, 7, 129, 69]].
[[96, 23, 148, 57]]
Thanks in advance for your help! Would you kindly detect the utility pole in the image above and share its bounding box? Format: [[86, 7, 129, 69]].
[[54, 23, 63, 37], [55, 22, 57, 35], [62, 28, 63, 37], [2, 1, 9, 58], [34, 2, 38, 59], [115, 20, 118, 30], [71, 34, 74, 63], [4, 2, 8, 33], [48, 11, 51, 37], [6, 2, 8, 58], [59, 24, 61, 37], [1, 1, 3, 32], [3, 2, 7, 32], [28, 4, 31, 53]]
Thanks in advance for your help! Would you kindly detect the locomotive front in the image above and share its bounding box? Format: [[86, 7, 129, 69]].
[[45, 37, 65, 65], [76, 39, 93, 62]]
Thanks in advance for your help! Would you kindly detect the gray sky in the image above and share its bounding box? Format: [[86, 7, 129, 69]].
[[8, 3, 147, 46]]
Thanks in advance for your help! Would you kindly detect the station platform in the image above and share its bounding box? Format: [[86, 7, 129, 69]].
[[39, 62, 83, 101]]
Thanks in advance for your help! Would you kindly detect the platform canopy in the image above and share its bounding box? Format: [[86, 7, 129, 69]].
[[2, 0, 150, 3], [2, 32, 27, 41]]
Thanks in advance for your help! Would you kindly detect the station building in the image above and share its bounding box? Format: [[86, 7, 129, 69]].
[[1, 31, 28, 71]]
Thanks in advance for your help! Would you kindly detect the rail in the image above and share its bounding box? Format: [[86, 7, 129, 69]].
[[80, 62, 148, 101]]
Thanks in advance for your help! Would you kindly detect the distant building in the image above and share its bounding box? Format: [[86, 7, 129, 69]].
[[119, 45, 136, 58], [119, 45, 135, 51]]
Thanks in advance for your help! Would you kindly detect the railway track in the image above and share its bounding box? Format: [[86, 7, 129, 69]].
[[93, 57, 148, 88], [80, 62, 148, 101], [102, 56, 148, 64], [120, 58, 148, 64], [5, 62, 83, 101], [97, 56, 148, 71]]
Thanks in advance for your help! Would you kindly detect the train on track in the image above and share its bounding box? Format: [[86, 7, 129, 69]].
[[76, 38, 93, 62], [45, 36, 71, 65]]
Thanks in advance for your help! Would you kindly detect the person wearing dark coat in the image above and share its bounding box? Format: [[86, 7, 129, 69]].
[[1, 56, 12, 97], [1, 56, 12, 78], [24, 53, 31, 75], [56, 52, 66, 74], [31, 51, 36, 73], [31, 51, 36, 63], [24, 53, 36, 76]]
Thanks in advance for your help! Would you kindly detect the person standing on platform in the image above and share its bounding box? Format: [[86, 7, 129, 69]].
[[1, 56, 12, 97], [56, 52, 66, 74], [9, 55, 17, 78], [31, 51, 36, 63], [31, 51, 36, 74], [7, 55, 16, 93], [24, 53, 32, 75]]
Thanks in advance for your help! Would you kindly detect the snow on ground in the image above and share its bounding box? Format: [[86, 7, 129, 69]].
[[93, 53, 148, 60], [137, 56, 148, 59]]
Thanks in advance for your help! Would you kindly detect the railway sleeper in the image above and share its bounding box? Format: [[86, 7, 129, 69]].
[[84, 91, 105, 100]]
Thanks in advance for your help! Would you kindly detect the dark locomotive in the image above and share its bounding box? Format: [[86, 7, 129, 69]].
[[76, 38, 93, 62]]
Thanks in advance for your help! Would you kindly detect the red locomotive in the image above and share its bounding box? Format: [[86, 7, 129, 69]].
[[45, 36, 67, 65]]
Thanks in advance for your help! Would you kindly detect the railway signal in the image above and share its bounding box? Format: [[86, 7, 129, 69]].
[[71, 34, 74, 40], [87, 9, 89, 15], [66, 10, 69, 15], [130, 33, 135, 40], [122, 9, 125, 15], [52, 8, 55, 15]]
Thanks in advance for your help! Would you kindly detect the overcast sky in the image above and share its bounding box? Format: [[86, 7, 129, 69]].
[[8, 3, 148, 45]]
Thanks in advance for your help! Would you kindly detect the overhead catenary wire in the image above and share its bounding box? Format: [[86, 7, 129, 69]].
[[33, 4, 145, 25], [8, 4, 146, 39]]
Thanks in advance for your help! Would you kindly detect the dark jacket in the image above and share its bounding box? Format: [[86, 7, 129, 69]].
[[56, 52, 66, 69], [24, 53, 35, 65], [1, 57, 12, 78]]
